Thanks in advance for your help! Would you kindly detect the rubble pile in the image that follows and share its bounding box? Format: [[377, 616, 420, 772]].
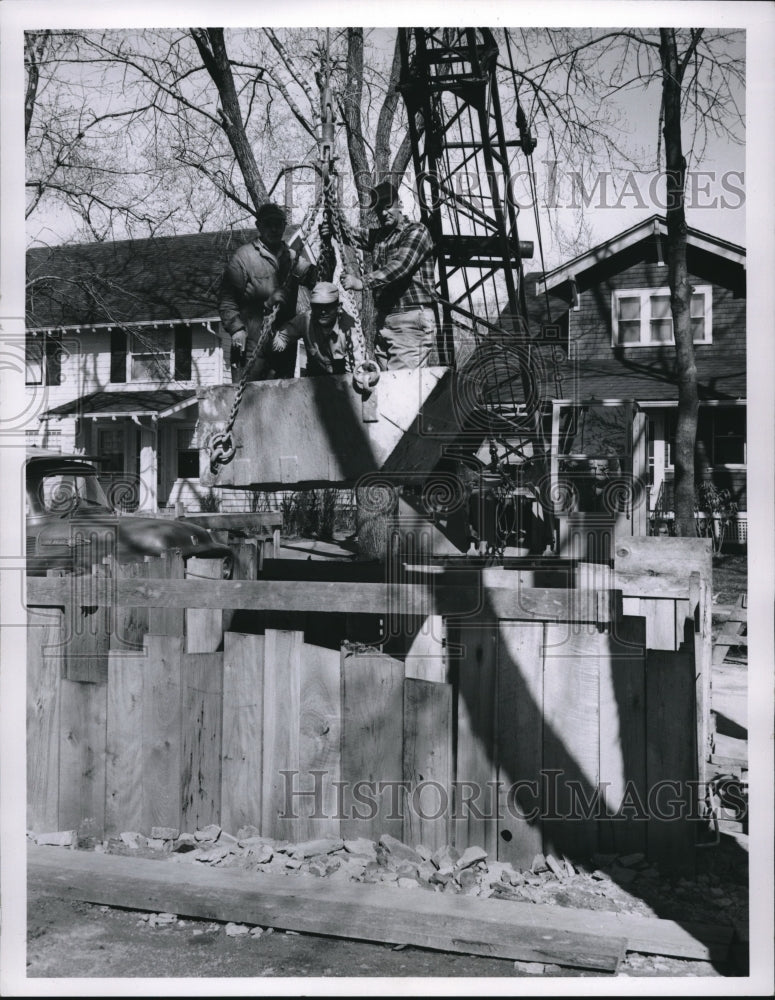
[[35, 824, 743, 930]]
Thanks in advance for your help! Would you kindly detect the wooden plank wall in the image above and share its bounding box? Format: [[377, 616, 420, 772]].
[[27, 552, 702, 874]]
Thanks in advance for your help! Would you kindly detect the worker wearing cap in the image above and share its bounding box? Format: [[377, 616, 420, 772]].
[[335, 181, 437, 370], [272, 282, 356, 377], [219, 202, 317, 380]]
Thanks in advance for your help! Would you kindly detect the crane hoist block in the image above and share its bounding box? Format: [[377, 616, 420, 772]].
[[195, 366, 482, 490]]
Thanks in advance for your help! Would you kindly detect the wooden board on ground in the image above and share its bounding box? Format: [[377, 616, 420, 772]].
[[28, 845, 733, 965], [221, 632, 264, 834]]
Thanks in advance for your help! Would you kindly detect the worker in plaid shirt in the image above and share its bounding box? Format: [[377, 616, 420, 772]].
[[338, 181, 438, 370]]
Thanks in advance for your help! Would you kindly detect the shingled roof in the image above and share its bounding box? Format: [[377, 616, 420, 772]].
[[26, 226, 298, 330]]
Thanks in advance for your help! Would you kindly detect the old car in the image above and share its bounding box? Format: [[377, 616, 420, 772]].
[[26, 450, 233, 576]]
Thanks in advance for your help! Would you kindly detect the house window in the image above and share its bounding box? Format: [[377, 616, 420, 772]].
[[665, 407, 745, 468], [176, 427, 199, 479], [25, 335, 63, 386], [611, 286, 712, 346], [109, 326, 193, 384], [98, 429, 125, 474]]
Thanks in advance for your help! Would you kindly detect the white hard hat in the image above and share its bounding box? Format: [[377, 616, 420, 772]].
[[310, 281, 339, 305]]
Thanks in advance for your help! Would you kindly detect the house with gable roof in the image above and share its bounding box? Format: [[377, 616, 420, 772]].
[[25, 225, 305, 513], [529, 214, 747, 542]]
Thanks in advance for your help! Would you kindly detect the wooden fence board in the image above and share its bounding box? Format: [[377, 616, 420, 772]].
[[496, 623, 545, 868], [186, 558, 225, 654], [450, 621, 497, 856], [221, 632, 264, 834], [646, 644, 698, 875], [261, 629, 302, 841], [181, 651, 224, 831], [298, 642, 342, 841], [58, 677, 108, 837], [542, 624, 601, 861], [403, 678, 452, 851], [404, 615, 447, 683], [341, 651, 404, 841], [62, 565, 110, 683], [598, 616, 647, 857], [142, 634, 183, 832], [109, 560, 148, 652], [105, 650, 144, 836], [223, 540, 259, 634], [146, 551, 185, 636], [27, 606, 63, 832]]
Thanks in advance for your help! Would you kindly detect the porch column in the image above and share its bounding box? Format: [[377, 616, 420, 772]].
[[139, 423, 158, 512]]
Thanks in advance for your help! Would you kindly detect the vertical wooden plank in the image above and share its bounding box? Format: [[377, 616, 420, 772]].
[[598, 616, 647, 857], [223, 540, 258, 634], [110, 560, 148, 652], [646, 644, 698, 875], [221, 632, 264, 834], [298, 642, 343, 841], [186, 557, 225, 653], [450, 620, 497, 856], [404, 615, 447, 683], [146, 551, 185, 636], [261, 629, 302, 841], [105, 649, 144, 836], [142, 634, 183, 833], [694, 574, 713, 785], [27, 606, 63, 832], [641, 598, 679, 651], [542, 623, 601, 861], [181, 651, 224, 831], [63, 564, 110, 683], [496, 623, 544, 868], [341, 650, 404, 842], [58, 678, 108, 837], [403, 678, 452, 851], [630, 409, 648, 538]]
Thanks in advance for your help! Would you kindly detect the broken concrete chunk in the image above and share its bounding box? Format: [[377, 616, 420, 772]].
[[531, 852, 548, 873], [119, 831, 147, 850], [225, 922, 249, 936], [194, 824, 221, 842], [35, 830, 76, 848], [545, 854, 566, 880], [397, 877, 419, 890], [457, 868, 477, 888], [285, 858, 303, 871], [514, 960, 546, 974], [379, 834, 423, 865], [289, 837, 344, 860], [195, 845, 230, 864], [249, 926, 264, 938], [151, 826, 179, 841], [146, 838, 166, 851], [218, 830, 239, 847], [394, 859, 420, 878], [431, 844, 460, 870], [417, 861, 437, 883], [343, 838, 377, 859], [247, 843, 274, 865], [236, 825, 261, 841], [455, 845, 488, 871], [415, 843, 433, 861]]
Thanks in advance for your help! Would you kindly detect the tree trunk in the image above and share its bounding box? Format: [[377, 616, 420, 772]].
[[191, 28, 270, 213], [660, 28, 699, 538]]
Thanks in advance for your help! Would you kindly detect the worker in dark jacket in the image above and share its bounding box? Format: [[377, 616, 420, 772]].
[[333, 181, 438, 370], [219, 202, 317, 380]]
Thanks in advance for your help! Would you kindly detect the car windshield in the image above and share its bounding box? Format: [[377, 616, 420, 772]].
[[30, 471, 112, 515]]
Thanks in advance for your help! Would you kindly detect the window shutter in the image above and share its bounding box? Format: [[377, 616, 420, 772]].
[[110, 329, 127, 383], [174, 327, 192, 381]]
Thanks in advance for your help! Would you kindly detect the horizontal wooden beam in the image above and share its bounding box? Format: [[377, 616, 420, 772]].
[[180, 512, 282, 531], [26, 576, 616, 623], [28, 846, 731, 966]]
